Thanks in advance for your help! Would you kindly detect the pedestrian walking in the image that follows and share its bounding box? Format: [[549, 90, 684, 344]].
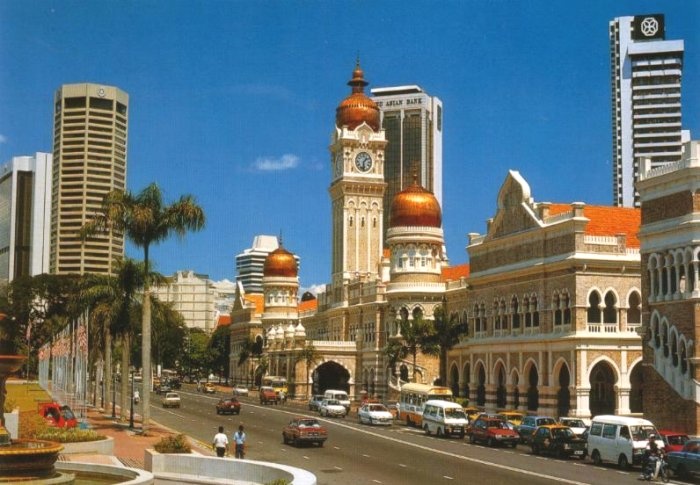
[[233, 424, 246, 459], [212, 426, 229, 457]]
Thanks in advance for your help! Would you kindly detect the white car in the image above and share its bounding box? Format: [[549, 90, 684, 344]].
[[162, 392, 181, 408], [358, 403, 393, 426], [319, 399, 346, 418], [233, 385, 249, 396], [559, 417, 588, 436]]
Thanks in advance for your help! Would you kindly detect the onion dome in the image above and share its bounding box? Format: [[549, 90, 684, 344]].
[[390, 177, 442, 228], [335, 60, 380, 131], [274, 325, 284, 340], [294, 322, 306, 338], [264, 246, 297, 277], [285, 323, 295, 338], [266, 327, 275, 341]]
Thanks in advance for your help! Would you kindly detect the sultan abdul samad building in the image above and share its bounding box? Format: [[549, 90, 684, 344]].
[[228, 63, 647, 420]]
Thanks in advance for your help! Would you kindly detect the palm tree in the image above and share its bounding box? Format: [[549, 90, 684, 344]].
[[81, 183, 205, 431], [385, 315, 439, 383], [79, 259, 144, 419], [429, 306, 463, 387], [296, 344, 320, 398]]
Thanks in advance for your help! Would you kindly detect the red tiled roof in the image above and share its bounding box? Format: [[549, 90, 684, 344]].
[[547, 204, 640, 248], [441, 263, 470, 282], [298, 298, 318, 313], [216, 315, 231, 327]]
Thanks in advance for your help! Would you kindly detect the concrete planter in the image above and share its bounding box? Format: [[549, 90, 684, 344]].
[[60, 435, 114, 455], [145, 449, 316, 485], [3, 408, 19, 439], [56, 461, 154, 484]]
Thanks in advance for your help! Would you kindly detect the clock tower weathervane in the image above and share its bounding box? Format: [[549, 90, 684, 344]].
[[329, 61, 387, 284]]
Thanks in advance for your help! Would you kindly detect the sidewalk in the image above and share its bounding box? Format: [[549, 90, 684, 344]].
[[61, 406, 215, 469]]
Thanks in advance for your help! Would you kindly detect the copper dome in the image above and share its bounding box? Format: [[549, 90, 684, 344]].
[[390, 180, 442, 228], [335, 61, 380, 131], [264, 247, 298, 277]]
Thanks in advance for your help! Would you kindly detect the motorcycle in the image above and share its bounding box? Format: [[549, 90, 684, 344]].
[[642, 455, 670, 483]]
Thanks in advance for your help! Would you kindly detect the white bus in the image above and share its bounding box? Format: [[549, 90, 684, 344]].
[[399, 383, 453, 427]]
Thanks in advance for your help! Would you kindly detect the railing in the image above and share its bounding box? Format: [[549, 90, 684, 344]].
[[586, 323, 619, 333], [543, 211, 574, 225], [584, 235, 619, 246]]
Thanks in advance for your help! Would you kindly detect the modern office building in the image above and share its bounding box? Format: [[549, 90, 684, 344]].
[[0, 153, 52, 282], [152, 270, 216, 331], [50, 83, 128, 275], [235, 235, 299, 294], [370, 85, 443, 235], [610, 14, 685, 207]]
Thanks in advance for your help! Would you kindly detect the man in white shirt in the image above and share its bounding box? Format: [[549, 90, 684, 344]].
[[212, 426, 229, 457]]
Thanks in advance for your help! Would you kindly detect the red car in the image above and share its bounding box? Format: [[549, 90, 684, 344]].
[[469, 417, 520, 447], [215, 397, 241, 415], [659, 430, 690, 452], [282, 417, 328, 447]]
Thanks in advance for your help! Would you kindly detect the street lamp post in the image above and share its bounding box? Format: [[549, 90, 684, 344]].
[[111, 371, 116, 418], [129, 368, 135, 429]]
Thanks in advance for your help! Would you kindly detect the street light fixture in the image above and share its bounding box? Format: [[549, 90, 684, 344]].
[[129, 367, 135, 429]]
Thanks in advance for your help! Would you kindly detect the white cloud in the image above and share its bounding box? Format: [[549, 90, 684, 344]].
[[0, 135, 7, 144], [252, 154, 300, 172], [300, 284, 326, 296]]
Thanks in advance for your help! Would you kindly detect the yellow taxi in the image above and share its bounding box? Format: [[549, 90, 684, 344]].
[[500, 411, 525, 427]]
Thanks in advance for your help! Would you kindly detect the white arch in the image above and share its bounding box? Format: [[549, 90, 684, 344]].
[[551, 357, 572, 388], [586, 356, 621, 385], [492, 358, 507, 385]]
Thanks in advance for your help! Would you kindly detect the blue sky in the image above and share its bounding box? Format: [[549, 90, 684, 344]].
[[1, 1, 698, 294]]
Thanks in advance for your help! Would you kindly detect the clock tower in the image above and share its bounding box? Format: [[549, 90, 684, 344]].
[[330, 62, 387, 284]]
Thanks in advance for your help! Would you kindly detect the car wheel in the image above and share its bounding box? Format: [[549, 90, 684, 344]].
[[557, 447, 567, 460], [459, 430, 465, 439], [675, 464, 688, 479], [488, 437, 495, 447], [618, 454, 629, 470], [469, 433, 476, 444], [216, 409, 220, 415], [591, 450, 602, 466], [282, 434, 288, 445], [532, 443, 539, 455], [510, 442, 517, 448], [437, 427, 444, 438], [318, 441, 324, 448], [424, 424, 431, 436]]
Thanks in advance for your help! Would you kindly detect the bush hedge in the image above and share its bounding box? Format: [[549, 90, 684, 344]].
[[34, 427, 106, 443], [154, 433, 191, 453]]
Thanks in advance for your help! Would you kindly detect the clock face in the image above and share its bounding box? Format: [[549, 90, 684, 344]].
[[355, 152, 373, 172]]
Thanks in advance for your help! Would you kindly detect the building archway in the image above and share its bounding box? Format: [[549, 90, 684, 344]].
[[449, 364, 459, 397], [589, 361, 617, 416], [629, 363, 643, 413], [315, 361, 351, 394], [526, 365, 539, 411], [476, 363, 486, 407], [556, 363, 571, 418], [495, 363, 507, 409]]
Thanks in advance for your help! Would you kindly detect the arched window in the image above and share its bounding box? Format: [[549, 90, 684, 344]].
[[531, 295, 539, 327], [662, 324, 670, 358], [681, 344, 689, 374], [473, 304, 481, 333], [588, 291, 601, 323], [479, 304, 487, 333], [627, 291, 641, 324], [524, 296, 532, 327], [671, 335, 679, 367], [553, 293, 562, 326], [603, 291, 617, 324], [562, 292, 571, 324], [511, 297, 520, 328]]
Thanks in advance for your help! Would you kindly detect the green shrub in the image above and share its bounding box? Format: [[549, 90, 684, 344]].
[[3, 398, 16, 413], [154, 433, 191, 453], [34, 428, 106, 443], [19, 410, 49, 439]]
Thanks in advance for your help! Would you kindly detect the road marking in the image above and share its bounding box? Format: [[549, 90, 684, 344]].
[[398, 464, 407, 468], [334, 466, 343, 471], [333, 446, 340, 450], [362, 454, 371, 458], [303, 456, 309, 460], [443, 476, 454, 480], [372, 480, 382, 484]]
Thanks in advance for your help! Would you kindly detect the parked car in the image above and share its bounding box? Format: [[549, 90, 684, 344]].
[[282, 417, 328, 447], [517, 415, 557, 444], [232, 385, 249, 396], [667, 438, 700, 479], [463, 407, 481, 421], [530, 425, 587, 459], [469, 418, 520, 447], [204, 382, 216, 394], [308, 394, 325, 411], [216, 397, 241, 415], [260, 386, 278, 405], [558, 417, 588, 437], [587, 415, 662, 469], [38, 402, 77, 428], [358, 403, 394, 426], [162, 392, 181, 408], [320, 399, 347, 418], [659, 430, 690, 453], [500, 411, 525, 427], [155, 381, 172, 395], [422, 400, 469, 438]]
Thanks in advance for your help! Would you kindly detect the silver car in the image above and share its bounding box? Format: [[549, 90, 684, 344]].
[[319, 399, 346, 418]]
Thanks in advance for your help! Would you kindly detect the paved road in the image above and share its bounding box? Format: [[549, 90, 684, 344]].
[[138, 386, 696, 485]]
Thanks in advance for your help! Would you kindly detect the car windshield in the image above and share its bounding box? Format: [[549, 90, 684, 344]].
[[537, 418, 556, 426], [326, 400, 340, 405], [667, 434, 689, 446], [631, 425, 657, 441], [487, 420, 509, 429], [299, 419, 320, 428], [369, 405, 387, 412], [562, 419, 586, 428], [552, 428, 576, 438], [444, 408, 467, 419], [60, 406, 75, 420]]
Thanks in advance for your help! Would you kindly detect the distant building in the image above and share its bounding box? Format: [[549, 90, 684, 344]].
[[235, 235, 299, 294], [50, 83, 128, 275], [638, 140, 700, 435], [610, 14, 685, 207], [152, 270, 215, 331], [370, 85, 443, 238], [0, 153, 52, 282]]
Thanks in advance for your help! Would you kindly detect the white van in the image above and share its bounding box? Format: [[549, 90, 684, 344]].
[[324, 390, 350, 411], [587, 415, 664, 468], [421, 400, 469, 438]]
